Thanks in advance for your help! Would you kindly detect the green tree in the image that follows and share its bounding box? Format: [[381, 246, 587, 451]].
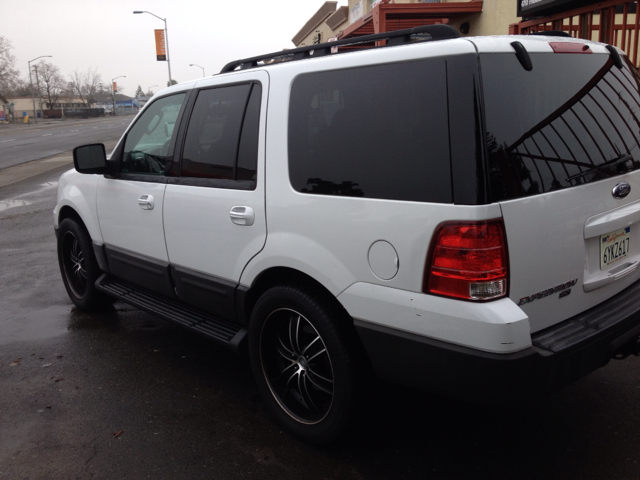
[[135, 85, 144, 98], [167, 79, 178, 87]]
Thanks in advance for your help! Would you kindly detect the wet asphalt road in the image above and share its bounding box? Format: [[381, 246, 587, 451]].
[[0, 117, 133, 170], [2, 165, 640, 479]]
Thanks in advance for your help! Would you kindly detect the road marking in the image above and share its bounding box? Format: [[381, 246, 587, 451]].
[[42, 134, 53, 137], [0, 139, 15, 143]]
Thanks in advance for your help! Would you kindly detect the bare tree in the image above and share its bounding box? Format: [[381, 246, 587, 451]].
[[0, 36, 21, 93], [36, 61, 66, 108], [9, 78, 31, 96], [69, 67, 102, 106]]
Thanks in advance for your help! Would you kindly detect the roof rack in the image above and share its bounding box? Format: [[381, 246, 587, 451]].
[[220, 24, 460, 74]]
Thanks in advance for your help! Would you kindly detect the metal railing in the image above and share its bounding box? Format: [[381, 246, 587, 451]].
[[510, 0, 640, 68]]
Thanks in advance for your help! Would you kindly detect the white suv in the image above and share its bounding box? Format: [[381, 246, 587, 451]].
[[55, 25, 640, 444]]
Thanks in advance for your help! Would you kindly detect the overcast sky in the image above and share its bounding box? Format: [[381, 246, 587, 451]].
[[2, 0, 344, 96]]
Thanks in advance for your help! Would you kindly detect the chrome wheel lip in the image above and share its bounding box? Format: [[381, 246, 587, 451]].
[[259, 307, 335, 425], [62, 231, 87, 298]]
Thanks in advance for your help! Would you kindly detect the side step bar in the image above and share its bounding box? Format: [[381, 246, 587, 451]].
[[96, 274, 247, 351]]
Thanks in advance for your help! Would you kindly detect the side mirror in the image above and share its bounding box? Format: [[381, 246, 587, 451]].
[[73, 144, 110, 174]]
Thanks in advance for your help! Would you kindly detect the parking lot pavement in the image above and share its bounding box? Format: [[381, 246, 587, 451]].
[[3, 163, 640, 479]]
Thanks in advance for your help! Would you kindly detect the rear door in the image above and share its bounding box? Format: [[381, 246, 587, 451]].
[[479, 43, 640, 333], [163, 71, 268, 321]]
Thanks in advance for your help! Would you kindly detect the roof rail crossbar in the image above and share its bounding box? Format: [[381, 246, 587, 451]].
[[220, 24, 460, 74]]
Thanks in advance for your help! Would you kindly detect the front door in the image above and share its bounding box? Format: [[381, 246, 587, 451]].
[[97, 92, 188, 297]]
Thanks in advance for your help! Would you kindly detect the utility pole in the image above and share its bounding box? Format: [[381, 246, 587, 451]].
[[28, 55, 52, 123], [33, 65, 44, 118]]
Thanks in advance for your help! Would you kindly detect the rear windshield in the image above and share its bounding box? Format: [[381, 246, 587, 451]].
[[481, 52, 640, 201]]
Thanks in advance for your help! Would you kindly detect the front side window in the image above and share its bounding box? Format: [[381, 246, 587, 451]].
[[122, 93, 186, 175]]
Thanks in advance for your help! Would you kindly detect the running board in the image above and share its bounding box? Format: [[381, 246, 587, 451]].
[[96, 274, 247, 351]]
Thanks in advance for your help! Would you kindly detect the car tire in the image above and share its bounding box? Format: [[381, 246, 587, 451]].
[[57, 218, 111, 310], [249, 284, 364, 445]]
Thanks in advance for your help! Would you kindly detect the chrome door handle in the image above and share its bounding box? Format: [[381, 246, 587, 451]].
[[138, 194, 154, 210], [229, 206, 255, 226]]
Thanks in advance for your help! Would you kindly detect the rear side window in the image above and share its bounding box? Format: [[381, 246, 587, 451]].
[[482, 52, 640, 201], [288, 58, 451, 203], [180, 83, 260, 184]]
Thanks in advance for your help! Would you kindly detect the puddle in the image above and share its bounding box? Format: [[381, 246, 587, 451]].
[[0, 199, 33, 212], [0, 182, 58, 212], [0, 304, 70, 345]]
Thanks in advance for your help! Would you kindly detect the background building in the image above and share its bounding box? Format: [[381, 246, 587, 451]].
[[0, 94, 9, 122], [510, 0, 640, 69], [293, 0, 640, 72], [292, 0, 517, 48]]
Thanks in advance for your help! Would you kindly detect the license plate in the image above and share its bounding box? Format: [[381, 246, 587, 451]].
[[600, 226, 631, 270]]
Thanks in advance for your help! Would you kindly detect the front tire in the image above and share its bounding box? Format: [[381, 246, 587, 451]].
[[249, 285, 364, 445], [57, 218, 111, 310]]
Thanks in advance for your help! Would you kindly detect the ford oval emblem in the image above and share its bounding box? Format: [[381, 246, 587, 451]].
[[612, 182, 631, 199]]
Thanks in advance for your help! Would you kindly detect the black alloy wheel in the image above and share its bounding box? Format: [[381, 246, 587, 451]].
[[260, 308, 335, 424], [249, 285, 364, 445], [61, 229, 88, 298], [57, 218, 112, 310]]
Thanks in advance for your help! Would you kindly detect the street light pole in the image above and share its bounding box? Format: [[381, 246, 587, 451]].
[[28, 55, 52, 124], [33, 65, 44, 117], [189, 63, 205, 78], [134, 11, 172, 86], [111, 76, 126, 116]]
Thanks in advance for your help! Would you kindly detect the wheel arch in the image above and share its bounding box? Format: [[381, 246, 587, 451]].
[[56, 200, 102, 243], [58, 205, 85, 229], [241, 267, 354, 329]]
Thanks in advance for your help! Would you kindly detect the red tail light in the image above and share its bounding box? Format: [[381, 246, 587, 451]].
[[425, 220, 508, 301]]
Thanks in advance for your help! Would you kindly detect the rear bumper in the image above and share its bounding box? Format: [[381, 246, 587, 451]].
[[355, 279, 640, 401]]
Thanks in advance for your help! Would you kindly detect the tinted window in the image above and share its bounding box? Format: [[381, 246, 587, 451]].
[[237, 84, 262, 181], [181, 84, 252, 180], [122, 93, 186, 175], [482, 53, 640, 201], [288, 59, 451, 202]]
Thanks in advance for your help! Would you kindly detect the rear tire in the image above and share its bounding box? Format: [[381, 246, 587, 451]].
[[249, 284, 364, 445], [57, 218, 111, 310]]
